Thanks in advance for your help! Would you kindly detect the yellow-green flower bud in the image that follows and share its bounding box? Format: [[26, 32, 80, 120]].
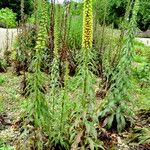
[[82, 0, 93, 49]]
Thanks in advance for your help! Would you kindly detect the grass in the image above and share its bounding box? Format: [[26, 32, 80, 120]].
[[0, 75, 6, 85], [0, 143, 14, 150]]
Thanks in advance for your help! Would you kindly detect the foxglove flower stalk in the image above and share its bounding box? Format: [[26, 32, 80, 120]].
[[82, 0, 93, 49]]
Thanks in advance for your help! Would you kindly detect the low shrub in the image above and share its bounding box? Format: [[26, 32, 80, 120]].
[[133, 41, 150, 87], [0, 8, 17, 28], [0, 59, 7, 72], [0, 75, 5, 85]]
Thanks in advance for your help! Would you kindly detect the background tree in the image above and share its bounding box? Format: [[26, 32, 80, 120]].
[[0, 0, 34, 21], [93, 0, 150, 31]]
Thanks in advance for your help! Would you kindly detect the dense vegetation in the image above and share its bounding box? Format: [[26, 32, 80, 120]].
[[0, 0, 33, 21], [0, 0, 150, 150], [0, 0, 150, 31], [0, 8, 17, 28], [93, 0, 150, 31]]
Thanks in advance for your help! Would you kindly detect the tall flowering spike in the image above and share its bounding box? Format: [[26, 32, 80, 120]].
[[29, 0, 49, 127], [35, 0, 48, 54], [82, 0, 93, 49]]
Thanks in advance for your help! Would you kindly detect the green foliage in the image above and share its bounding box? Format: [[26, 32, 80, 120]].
[[0, 59, 7, 72], [2, 0, 149, 149], [137, 0, 150, 31], [0, 96, 4, 112], [67, 1, 83, 54], [94, 0, 127, 28], [0, 138, 14, 150], [133, 42, 150, 87], [48, 62, 72, 149], [27, 14, 35, 24], [68, 47, 102, 149], [132, 42, 150, 112], [48, 1, 102, 148], [66, 1, 104, 149], [132, 127, 150, 144], [133, 62, 150, 86], [0, 144, 14, 150], [68, 16, 82, 51], [12, 27, 36, 70], [0, 8, 17, 28], [98, 0, 139, 132], [47, 5, 68, 148], [70, 1, 83, 16], [26, 0, 49, 145], [0, 0, 33, 21], [94, 0, 150, 31], [0, 75, 5, 86]]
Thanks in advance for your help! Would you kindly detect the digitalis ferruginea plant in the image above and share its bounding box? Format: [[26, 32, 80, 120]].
[[82, 0, 93, 49]]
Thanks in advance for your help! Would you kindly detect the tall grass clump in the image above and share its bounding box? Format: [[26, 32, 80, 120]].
[[98, 0, 140, 132], [19, 0, 50, 149]]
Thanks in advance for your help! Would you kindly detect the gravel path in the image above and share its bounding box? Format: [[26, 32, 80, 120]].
[[0, 28, 18, 58]]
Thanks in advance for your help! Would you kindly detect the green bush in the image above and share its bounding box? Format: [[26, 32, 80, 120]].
[[0, 8, 17, 28], [0, 142, 14, 150], [0, 75, 5, 85], [27, 14, 35, 24], [133, 41, 150, 87], [133, 62, 150, 84], [0, 0, 34, 21], [0, 58, 7, 72], [94, 0, 150, 31]]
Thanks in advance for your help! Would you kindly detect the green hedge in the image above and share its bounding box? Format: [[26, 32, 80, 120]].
[[0, 8, 17, 28]]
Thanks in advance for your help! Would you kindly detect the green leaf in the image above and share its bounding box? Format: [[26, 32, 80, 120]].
[[88, 138, 95, 150], [107, 114, 114, 129]]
